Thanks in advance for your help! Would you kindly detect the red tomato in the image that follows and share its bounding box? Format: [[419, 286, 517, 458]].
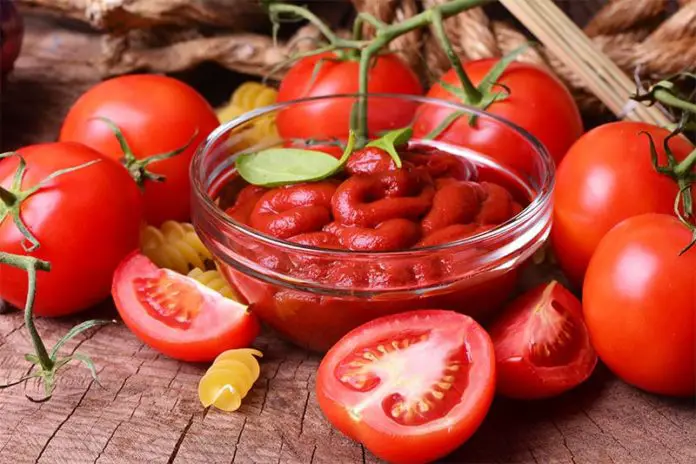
[[59, 74, 220, 226], [0, 142, 142, 316], [112, 252, 260, 362], [276, 52, 423, 140], [488, 281, 597, 399], [552, 122, 694, 287], [583, 214, 695, 397], [316, 310, 495, 464], [412, 60, 582, 174]]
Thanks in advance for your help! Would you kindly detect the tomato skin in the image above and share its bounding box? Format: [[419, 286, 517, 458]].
[[59, 74, 220, 226], [316, 310, 495, 464], [552, 122, 694, 288], [413, 60, 582, 173], [112, 252, 260, 362], [0, 142, 143, 316], [489, 281, 597, 399], [583, 214, 695, 397], [276, 52, 423, 140]]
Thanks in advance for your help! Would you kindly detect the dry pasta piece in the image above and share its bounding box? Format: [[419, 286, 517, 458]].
[[216, 103, 245, 124], [231, 82, 278, 111], [187, 267, 240, 301], [198, 348, 263, 411], [140, 221, 212, 275], [216, 81, 279, 146]]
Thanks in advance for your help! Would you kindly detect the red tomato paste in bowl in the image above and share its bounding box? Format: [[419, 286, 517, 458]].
[[192, 95, 553, 352]]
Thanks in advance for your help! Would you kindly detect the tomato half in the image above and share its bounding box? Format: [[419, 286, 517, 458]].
[[316, 310, 495, 464], [552, 122, 694, 287], [276, 52, 423, 141], [59, 74, 220, 226], [112, 252, 260, 362], [0, 142, 142, 316], [412, 60, 582, 174], [488, 281, 597, 399], [583, 214, 695, 397]]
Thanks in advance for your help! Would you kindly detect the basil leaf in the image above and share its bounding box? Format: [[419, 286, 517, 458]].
[[236, 131, 357, 187], [365, 127, 412, 168], [236, 149, 340, 187]]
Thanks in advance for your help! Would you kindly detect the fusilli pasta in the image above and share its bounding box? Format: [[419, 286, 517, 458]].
[[216, 81, 279, 145], [140, 221, 212, 275], [187, 267, 239, 301], [198, 348, 263, 412]]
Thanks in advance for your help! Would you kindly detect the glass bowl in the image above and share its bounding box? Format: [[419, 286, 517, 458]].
[[191, 94, 554, 352]]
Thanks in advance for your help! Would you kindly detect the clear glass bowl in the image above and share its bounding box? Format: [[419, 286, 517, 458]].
[[191, 94, 554, 352]]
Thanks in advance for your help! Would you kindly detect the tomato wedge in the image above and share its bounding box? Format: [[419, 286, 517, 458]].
[[316, 310, 495, 464], [112, 252, 260, 362], [488, 281, 597, 399]]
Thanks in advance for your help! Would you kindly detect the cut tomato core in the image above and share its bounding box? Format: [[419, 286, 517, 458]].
[[527, 289, 584, 368], [334, 329, 470, 426], [133, 270, 203, 329]]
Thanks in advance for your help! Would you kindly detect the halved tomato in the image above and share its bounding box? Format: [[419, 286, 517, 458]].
[[112, 252, 260, 362], [488, 281, 597, 399], [316, 310, 495, 464]]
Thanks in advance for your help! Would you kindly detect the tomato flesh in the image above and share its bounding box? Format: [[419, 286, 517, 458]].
[[134, 272, 205, 329], [316, 310, 495, 464], [489, 281, 597, 399], [112, 252, 260, 362]]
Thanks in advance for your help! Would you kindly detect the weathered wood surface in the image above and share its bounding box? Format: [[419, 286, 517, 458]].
[[1, 14, 695, 464]]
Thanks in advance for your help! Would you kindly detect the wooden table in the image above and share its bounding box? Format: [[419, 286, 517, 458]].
[[1, 15, 694, 464]]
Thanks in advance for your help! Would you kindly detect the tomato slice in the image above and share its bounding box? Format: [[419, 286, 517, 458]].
[[316, 310, 495, 464], [488, 281, 597, 399], [112, 252, 260, 362]]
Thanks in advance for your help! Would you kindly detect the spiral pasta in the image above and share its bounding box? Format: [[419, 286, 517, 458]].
[[198, 348, 263, 412], [187, 267, 240, 301], [140, 221, 213, 275], [230, 82, 278, 111], [216, 81, 279, 145]]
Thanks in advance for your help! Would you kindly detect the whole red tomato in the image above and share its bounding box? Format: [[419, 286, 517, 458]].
[[412, 60, 583, 174], [552, 122, 694, 287], [276, 52, 423, 140], [0, 142, 143, 316], [59, 74, 220, 226], [583, 214, 695, 397]]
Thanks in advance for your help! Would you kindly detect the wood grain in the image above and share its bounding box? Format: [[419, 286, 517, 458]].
[[1, 14, 695, 464], [2, 307, 695, 464]]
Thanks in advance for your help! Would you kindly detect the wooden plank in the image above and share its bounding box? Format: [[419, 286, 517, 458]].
[[1, 14, 695, 464]]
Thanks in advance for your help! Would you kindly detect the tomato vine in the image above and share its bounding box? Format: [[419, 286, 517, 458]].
[[632, 72, 696, 253], [266, 0, 511, 145], [0, 153, 112, 401]]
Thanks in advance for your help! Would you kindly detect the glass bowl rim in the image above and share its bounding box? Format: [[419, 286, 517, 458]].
[[191, 92, 555, 257]]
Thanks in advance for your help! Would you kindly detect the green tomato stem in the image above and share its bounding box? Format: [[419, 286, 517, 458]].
[[430, 9, 482, 104], [270, 3, 360, 49], [354, 0, 492, 141], [0, 252, 53, 371], [654, 88, 696, 116], [675, 147, 696, 178]]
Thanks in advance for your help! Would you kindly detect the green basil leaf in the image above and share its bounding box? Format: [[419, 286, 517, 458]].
[[237, 148, 341, 187], [365, 127, 412, 168], [236, 131, 357, 187]]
